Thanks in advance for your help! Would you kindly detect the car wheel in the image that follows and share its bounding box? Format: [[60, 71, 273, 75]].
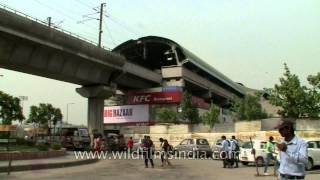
[[242, 162, 249, 165], [306, 158, 313, 171], [256, 157, 264, 167]]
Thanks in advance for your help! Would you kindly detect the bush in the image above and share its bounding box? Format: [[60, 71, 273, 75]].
[[156, 107, 179, 124], [0, 133, 9, 139], [37, 144, 49, 151], [16, 138, 26, 145], [26, 140, 35, 146], [15, 138, 35, 146], [51, 143, 62, 150]]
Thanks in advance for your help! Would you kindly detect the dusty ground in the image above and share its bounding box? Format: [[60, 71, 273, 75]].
[[1, 158, 319, 180]]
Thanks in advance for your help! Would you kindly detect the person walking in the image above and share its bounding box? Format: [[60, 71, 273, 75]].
[[221, 135, 231, 168], [142, 136, 154, 168], [275, 119, 308, 180], [162, 139, 172, 167], [263, 136, 275, 175], [127, 137, 134, 154], [94, 134, 103, 152], [159, 138, 165, 167], [230, 135, 240, 168]]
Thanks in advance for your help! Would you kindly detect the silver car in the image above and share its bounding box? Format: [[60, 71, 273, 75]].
[[174, 138, 212, 158]]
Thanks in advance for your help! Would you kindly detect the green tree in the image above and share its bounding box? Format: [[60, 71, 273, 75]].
[[28, 103, 62, 142], [156, 107, 178, 123], [232, 94, 268, 121], [268, 64, 310, 118], [0, 91, 24, 125], [306, 73, 320, 118], [202, 103, 220, 127], [180, 91, 200, 124]]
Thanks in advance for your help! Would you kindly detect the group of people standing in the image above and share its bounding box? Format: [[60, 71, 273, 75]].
[[127, 136, 172, 168], [221, 119, 308, 180], [221, 135, 240, 168], [128, 135, 156, 168]]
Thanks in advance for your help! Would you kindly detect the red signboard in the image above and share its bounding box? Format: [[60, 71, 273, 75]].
[[127, 92, 182, 104]]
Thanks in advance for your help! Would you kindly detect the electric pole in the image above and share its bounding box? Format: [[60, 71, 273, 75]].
[[47, 17, 52, 27], [98, 3, 106, 48]]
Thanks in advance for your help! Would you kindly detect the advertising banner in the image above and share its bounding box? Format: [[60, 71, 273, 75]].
[[127, 91, 182, 104], [104, 105, 149, 124]]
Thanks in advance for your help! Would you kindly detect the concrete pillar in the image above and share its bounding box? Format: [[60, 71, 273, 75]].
[[87, 98, 105, 134], [76, 85, 116, 135]]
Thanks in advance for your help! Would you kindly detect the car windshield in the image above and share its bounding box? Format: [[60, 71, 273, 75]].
[[78, 128, 89, 136], [242, 141, 253, 149], [216, 139, 223, 145], [197, 139, 209, 145]]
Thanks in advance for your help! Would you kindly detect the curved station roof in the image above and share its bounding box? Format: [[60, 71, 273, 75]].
[[113, 36, 245, 97]]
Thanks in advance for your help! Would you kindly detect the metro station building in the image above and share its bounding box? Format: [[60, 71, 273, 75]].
[[103, 36, 245, 134]]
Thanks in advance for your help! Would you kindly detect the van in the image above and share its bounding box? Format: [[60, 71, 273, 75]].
[[239, 140, 271, 166]]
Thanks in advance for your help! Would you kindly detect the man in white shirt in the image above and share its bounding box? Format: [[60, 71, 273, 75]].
[[230, 136, 239, 168], [221, 135, 231, 168], [275, 119, 308, 180]]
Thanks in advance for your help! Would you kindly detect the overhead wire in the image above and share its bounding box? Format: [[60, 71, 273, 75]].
[[75, 0, 98, 11], [103, 19, 117, 47], [31, 0, 100, 43], [107, 15, 142, 37]]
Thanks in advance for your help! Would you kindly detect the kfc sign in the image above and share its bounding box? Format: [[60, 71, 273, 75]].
[[127, 92, 182, 104], [133, 95, 152, 103]]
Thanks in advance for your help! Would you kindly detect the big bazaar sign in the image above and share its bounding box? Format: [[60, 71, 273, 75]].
[[127, 92, 182, 104], [104, 105, 150, 124]]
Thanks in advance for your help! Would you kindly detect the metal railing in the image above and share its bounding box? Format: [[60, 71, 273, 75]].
[[0, 3, 111, 51]]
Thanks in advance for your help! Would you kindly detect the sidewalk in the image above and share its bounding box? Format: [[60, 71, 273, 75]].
[[0, 151, 98, 173]]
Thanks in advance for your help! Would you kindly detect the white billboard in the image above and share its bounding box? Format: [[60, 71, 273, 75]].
[[103, 104, 149, 124]]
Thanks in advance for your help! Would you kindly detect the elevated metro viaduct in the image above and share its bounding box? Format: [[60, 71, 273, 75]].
[[0, 7, 161, 134], [0, 7, 244, 134]]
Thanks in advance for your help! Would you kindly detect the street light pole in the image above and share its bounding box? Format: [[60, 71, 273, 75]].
[[66, 103, 75, 124], [18, 96, 28, 120]]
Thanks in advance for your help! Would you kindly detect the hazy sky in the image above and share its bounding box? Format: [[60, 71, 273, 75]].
[[0, 0, 319, 125]]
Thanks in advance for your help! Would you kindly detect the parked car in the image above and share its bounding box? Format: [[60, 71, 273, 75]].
[[239, 140, 269, 166], [104, 133, 126, 151], [174, 138, 212, 158], [60, 127, 91, 150], [306, 139, 320, 170], [212, 139, 223, 159], [211, 138, 243, 159]]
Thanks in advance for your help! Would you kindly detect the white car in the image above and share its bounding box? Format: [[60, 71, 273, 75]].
[[132, 138, 143, 154], [239, 140, 270, 166], [306, 139, 320, 170], [240, 139, 320, 170]]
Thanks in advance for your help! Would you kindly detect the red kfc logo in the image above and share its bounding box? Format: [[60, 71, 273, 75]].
[[133, 95, 151, 103]]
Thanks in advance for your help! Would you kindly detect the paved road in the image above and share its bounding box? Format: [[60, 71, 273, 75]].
[[1, 159, 319, 180]]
